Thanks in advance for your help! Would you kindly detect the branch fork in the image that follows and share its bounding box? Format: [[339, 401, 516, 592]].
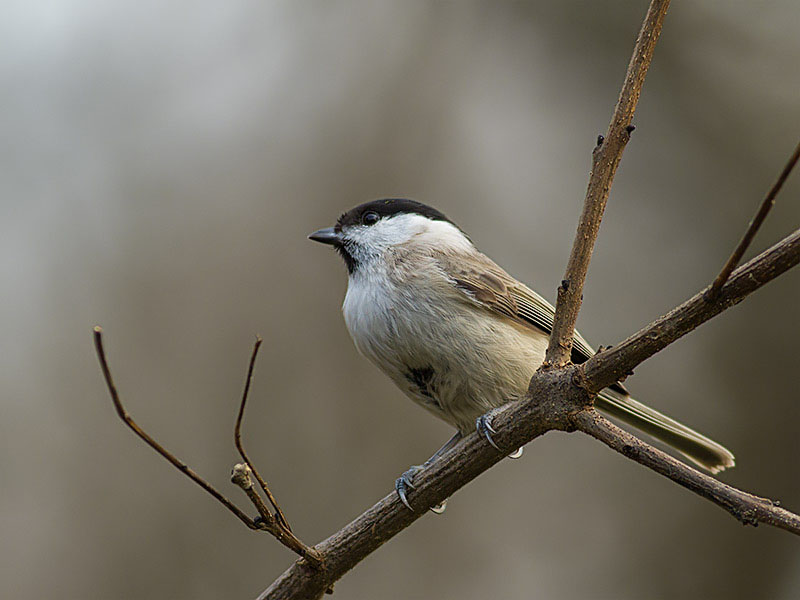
[[93, 328, 324, 570]]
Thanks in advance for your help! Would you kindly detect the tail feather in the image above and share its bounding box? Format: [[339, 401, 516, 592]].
[[596, 389, 735, 474]]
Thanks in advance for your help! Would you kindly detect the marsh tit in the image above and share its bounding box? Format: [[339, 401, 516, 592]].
[[310, 199, 734, 511]]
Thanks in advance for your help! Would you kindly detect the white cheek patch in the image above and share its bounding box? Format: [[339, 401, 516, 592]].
[[358, 214, 427, 247], [347, 213, 471, 257]]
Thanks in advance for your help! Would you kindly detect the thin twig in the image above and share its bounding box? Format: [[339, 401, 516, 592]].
[[230, 465, 325, 569], [234, 337, 291, 530], [93, 326, 257, 530], [707, 139, 800, 298], [582, 227, 800, 392], [95, 326, 324, 568], [231, 339, 324, 569], [574, 409, 800, 534], [545, 0, 671, 367], [231, 463, 275, 524]]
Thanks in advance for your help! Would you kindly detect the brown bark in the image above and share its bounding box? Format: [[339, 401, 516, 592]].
[[545, 0, 671, 367]]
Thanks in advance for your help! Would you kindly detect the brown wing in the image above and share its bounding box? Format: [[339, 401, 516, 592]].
[[435, 251, 628, 393], [433, 252, 736, 471]]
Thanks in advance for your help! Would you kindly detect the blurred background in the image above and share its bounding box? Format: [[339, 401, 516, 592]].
[[2, 1, 800, 598]]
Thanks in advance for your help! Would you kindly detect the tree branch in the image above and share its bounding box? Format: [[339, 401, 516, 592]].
[[234, 337, 292, 531], [258, 377, 576, 600], [582, 227, 800, 392], [93, 327, 323, 568], [707, 139, 800, 298], [262, 332, 800, 598], [574, 409, 800, 534], [545, 0, 671, 367], [231, 339, 325, 568], [93, 326, 256, 529]]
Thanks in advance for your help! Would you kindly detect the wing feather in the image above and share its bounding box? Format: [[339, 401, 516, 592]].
[[430, 250, 736, 472], [436, 251, 626, 391]]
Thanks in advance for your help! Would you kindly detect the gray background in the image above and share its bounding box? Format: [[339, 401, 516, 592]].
[[2, 1, 800, 599]]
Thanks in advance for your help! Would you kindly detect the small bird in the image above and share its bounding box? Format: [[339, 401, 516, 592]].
[[310, 199, 734, 510]]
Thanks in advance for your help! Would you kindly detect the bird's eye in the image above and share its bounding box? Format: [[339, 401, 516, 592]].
[[362, 211, 380, 226]]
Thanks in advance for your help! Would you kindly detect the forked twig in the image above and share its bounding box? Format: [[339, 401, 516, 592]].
[[707, 139, 800, 298], [230, 338, 323, 568], [234, 337, 291, 530], [93, 326, 256, 529], [93, 326, 323, 569], [230, 463, 324, 569]]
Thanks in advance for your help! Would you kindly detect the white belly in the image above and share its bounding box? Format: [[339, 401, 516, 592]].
[[343, 266, 548, 432]]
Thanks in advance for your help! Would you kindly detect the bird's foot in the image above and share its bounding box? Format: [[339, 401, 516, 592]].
[[395, 465, 422, 511], [395, 465, 449, 514], [476, 409, 524, 459], [476, 410, 501, 450]]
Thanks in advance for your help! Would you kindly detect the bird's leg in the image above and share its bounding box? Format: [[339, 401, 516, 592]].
[[477, 408, 524, 459], [395, 431, 462, 512]]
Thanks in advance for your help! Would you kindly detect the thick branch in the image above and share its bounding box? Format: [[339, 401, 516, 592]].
[[583, 228, 800, 392], [262, 349, 800, 599], [545, 0, 671, 367], [259, 370, 583, 600], [574, 409, 800, 534]]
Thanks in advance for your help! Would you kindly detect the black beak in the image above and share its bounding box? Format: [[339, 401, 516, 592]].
[[308, 227, 342, 245]]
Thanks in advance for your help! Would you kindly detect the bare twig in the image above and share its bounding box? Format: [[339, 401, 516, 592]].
[[231, 463, 274, 523], [707, 139, 800, 298], [230, 465, 324, 569], [93, 326, 257, 530], [582, 227, 800, 392], [234, 337, 291, 530], [231, 339, 324, 568], [574, 409, 800, 534], [545, 0, 671, 367], [94, 326, 323, 569]]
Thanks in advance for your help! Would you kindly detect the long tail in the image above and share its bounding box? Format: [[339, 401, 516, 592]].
[[596, 389, 735, 474]]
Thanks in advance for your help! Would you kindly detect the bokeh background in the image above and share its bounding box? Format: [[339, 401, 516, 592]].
[[3, 1, 800, 599]]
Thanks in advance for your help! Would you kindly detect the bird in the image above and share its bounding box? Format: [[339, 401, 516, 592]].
[[309, 199, 735, 511]]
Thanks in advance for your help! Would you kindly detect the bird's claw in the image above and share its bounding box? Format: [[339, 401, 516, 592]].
[[395, 465, 422, 511], [395, 465, 450, 514], [476, 413, 501, 450], [476, 411, 524, 459]]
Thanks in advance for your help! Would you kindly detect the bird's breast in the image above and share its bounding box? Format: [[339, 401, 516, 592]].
[[342, 265, 549, 431]]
